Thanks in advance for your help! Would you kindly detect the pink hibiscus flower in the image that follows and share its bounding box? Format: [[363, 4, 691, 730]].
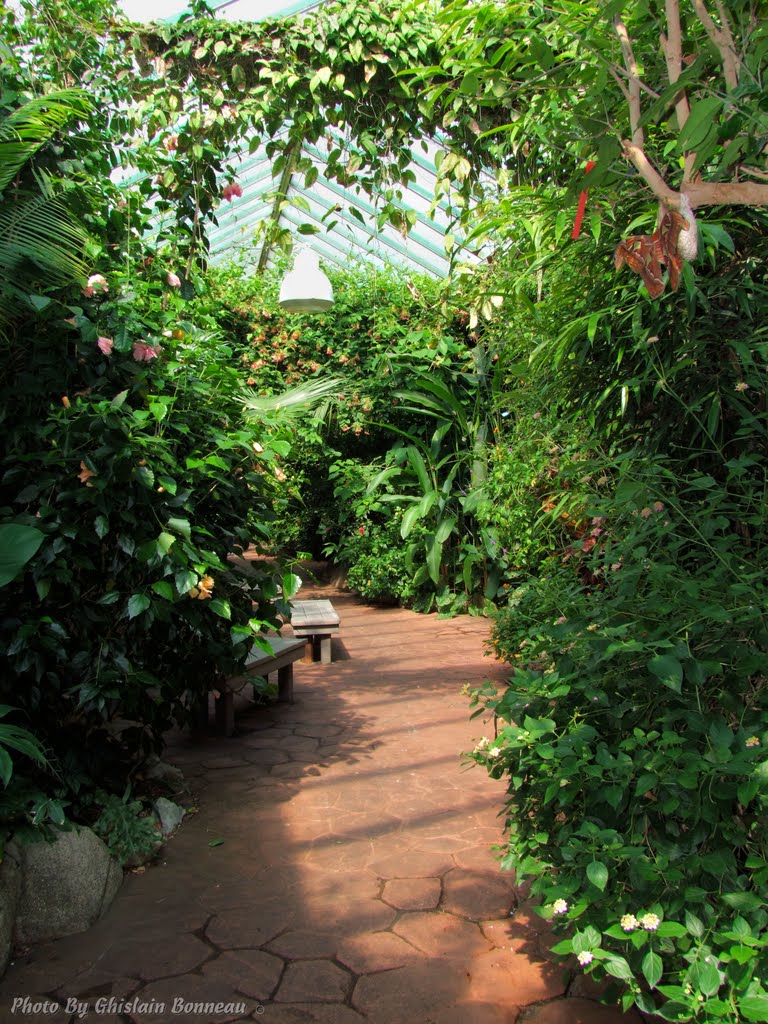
[[132, 341, 159, 362], [97, 336, 114, 356], [82, 274, 108, 298], [222, 182, 243, 202], [167, 271, 181, 288]]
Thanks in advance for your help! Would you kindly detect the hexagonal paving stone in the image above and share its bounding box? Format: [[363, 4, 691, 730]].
[[265, 930, 338, 959], [382, 876, 441, 911], [352, 960, 467, 1024], [274, 961, 351, 1003], [442, 867, 517, 921], [261, 1003, 366, 1024], [201, 949, 284, 1001], [522, 996, 643, 1023], [336, 930, 421, 974], [464, 948, 567, 1008], [433, 1003, 521, 1024], [367, 847, 455, 879], [393, 910, 492, 959], [80, 934, 210, 983], [128, 976, 258, 1023], [205, 904, 288, 949]]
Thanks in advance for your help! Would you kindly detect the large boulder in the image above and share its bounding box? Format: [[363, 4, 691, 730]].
[[0, 845, 21, 974], [13, 827, 122, 946]]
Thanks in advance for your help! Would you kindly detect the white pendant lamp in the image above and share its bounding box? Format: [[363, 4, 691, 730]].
[[278, 246, 334, 313]]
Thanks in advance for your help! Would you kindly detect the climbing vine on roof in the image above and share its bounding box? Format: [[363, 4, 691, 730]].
[[9, 0, 767, 285]]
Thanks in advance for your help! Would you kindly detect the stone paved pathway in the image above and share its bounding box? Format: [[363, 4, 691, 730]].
[[0, 588, 642, 1024]]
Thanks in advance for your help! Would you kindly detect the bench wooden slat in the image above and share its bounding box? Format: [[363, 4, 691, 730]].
[[212, 635, 306, 735], [289, 600, 340, 664]]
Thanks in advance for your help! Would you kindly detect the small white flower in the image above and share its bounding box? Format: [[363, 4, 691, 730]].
[[641, 913, 660, 931], [746, 736, 760, 748], [620, 914, 638, 932], [577, 950, 594, 966], [552, 899, 568, 915], [488, 746, 501, 758]]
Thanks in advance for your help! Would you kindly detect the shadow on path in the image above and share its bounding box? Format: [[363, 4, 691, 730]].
[[0, 590, 641, 1024]]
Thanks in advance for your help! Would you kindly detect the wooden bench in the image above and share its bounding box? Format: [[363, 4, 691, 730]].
[[289, 599, 340, 664], [212, 635, 305, 736]]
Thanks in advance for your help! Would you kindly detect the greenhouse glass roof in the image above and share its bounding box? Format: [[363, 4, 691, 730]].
[[118, 0, 467, 278]]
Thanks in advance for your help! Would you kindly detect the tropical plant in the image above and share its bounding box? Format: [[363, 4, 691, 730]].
[[0, 89, 94, 330]]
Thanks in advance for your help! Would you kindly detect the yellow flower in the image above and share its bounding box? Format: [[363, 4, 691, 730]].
[[78, 461, 95, 486]]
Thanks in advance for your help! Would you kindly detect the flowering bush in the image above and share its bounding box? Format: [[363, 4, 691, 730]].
[[470, 455, 768, 1021], [0, 264, 290, 812]]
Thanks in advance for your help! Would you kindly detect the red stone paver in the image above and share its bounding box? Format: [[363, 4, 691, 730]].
[[0, 583, 641, 1024], [275, 960, 352, 1002], [382, 875, 441, 910]]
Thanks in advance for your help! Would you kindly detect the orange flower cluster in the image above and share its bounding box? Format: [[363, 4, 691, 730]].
[[189, 576, 214, 600]]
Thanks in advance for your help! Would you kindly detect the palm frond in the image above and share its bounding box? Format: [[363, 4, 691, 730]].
[[0, 90, 92, 193], [241, 376, 347, 418], [0, 190, 90, 283]]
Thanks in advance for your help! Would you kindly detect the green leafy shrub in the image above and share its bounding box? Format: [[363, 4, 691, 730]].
[[92, 789, 162, 866], [471, 455, 768, 1021], [340, 512, 425, 606], [0, 263, 288, 807]]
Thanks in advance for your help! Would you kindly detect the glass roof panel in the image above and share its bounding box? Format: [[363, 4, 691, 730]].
[[114, 0, 477, 278]]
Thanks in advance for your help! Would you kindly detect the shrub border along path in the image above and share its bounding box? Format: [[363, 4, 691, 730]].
[[0, 585, 641, 1024]]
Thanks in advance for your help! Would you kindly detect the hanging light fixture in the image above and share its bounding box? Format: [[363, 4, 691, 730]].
[[278, 245, 334, 313]]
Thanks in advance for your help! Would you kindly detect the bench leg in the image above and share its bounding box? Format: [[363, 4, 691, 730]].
[[277, 663, 294, 703], [303, 639, 314, 664], [191, 691, 209, 735], [320, 635, 332, 664], [215, 691, 235, 736]]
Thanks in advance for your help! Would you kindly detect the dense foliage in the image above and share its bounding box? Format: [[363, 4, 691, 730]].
[[1, 1, 767, 1018]]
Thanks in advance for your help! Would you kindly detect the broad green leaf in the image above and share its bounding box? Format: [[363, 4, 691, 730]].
[[741, 995, 768, 1022], [677, 97, 723, 152], [586, 861, 608, 891], [167, 517, 191, 539], [175, 571, 196, 595], [642, 950, 663, 989], [0, 524, 44, 587], [157, 532, 175, 554], [722, 891, 764, 912], [0, 747, 12, 786], [209, 598, 231, 620], [604, 955, 633, 981], [406, 446, 431, 495], [688, 958, 722, 997], [648, 654, 683, 692], [151, 580, 174, 601], [435, 516, 456, 543], [400, 502, 423, 539], [685, 911, 705, 937], [127, 593, 151, 619], [426, 534, 442, 584]]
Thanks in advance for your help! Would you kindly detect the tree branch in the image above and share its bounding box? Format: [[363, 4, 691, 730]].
[[684, 180, 768, 208], [613, 16, 644, 147], [690, 0, 741, 90], [660, 0, 689, 132], [622, 140, 768, 208], [622, 141, 679, 205]]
